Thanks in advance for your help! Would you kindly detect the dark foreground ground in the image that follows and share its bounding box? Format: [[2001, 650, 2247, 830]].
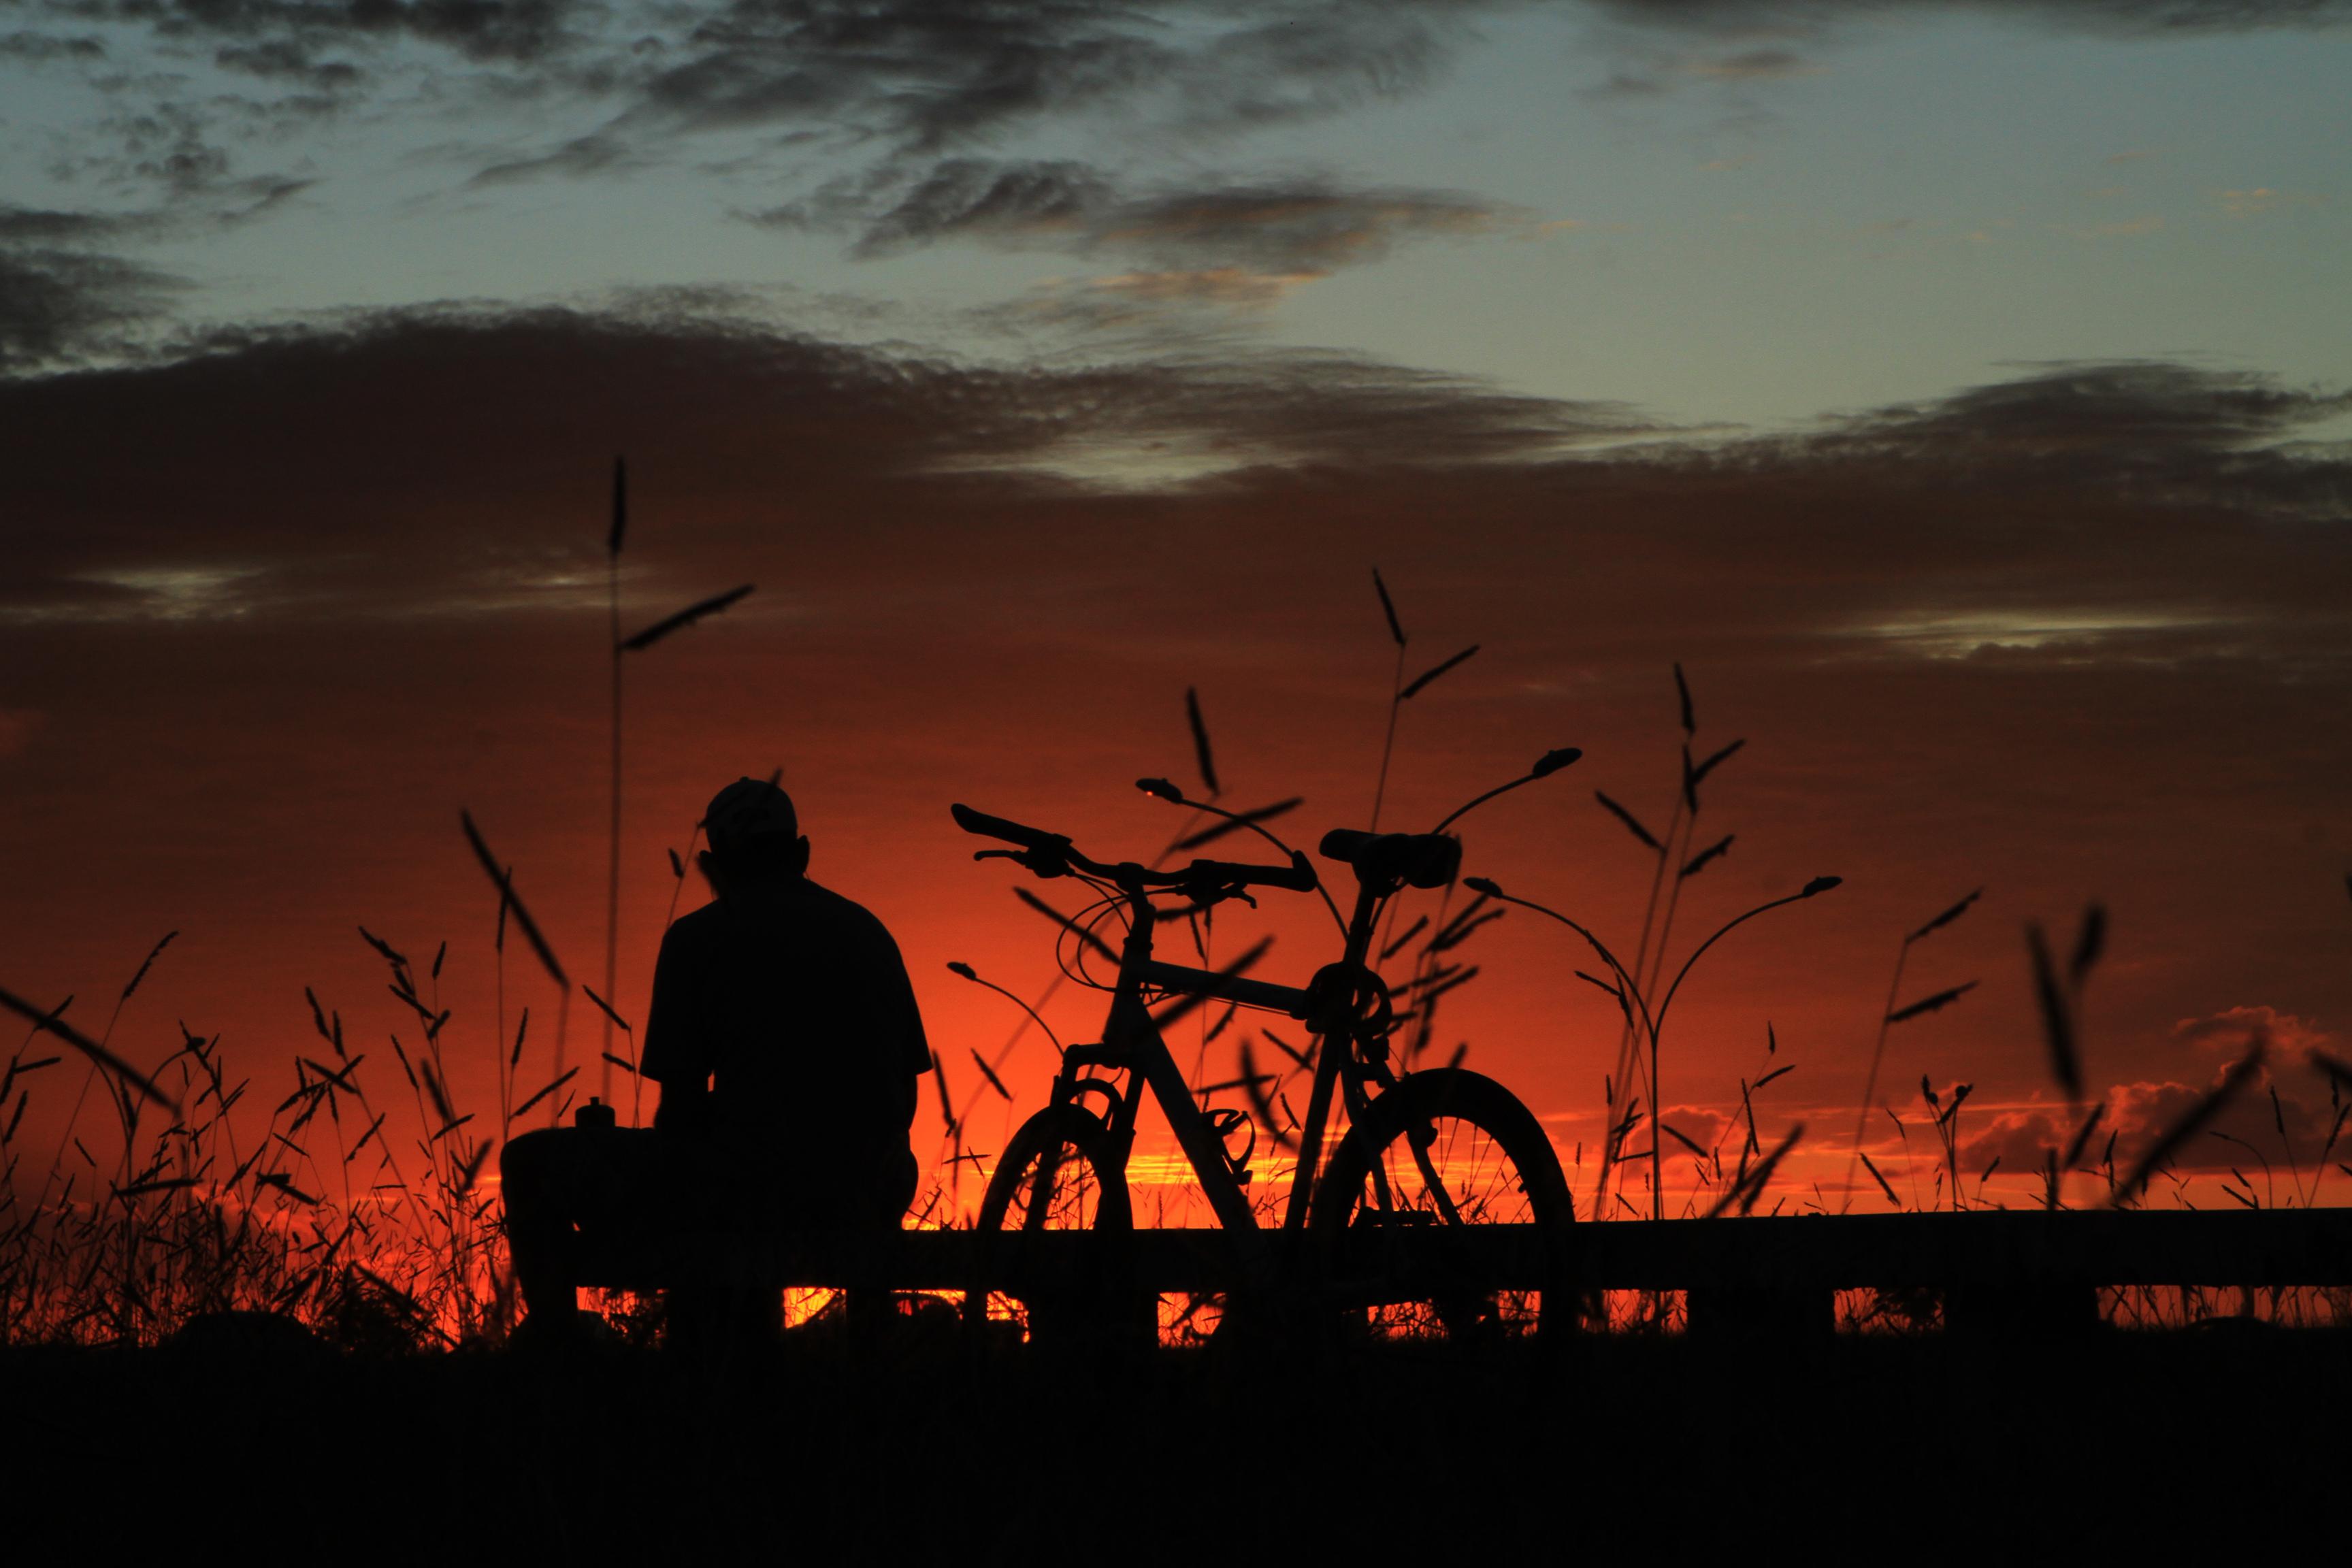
[[7, 1321, 2346, 1560]]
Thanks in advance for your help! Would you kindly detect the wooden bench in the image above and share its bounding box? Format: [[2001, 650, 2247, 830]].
[[591, 1209, 2352, 1338]]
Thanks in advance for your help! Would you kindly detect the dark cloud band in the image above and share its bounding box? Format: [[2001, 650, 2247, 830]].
[[0, 306, 2341, 657]]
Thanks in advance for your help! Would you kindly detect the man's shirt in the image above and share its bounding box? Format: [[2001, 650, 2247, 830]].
[[641, 877, 930, 1188]]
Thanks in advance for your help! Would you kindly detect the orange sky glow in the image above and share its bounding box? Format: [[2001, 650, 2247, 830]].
[[5, 323, 2350, 1230]]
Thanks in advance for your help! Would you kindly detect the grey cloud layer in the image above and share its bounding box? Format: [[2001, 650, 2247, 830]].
[[1, 306, 2342, 655], [1588, 0, 2352, 35], [0, 244, 180, 368], [0, 184, 310, 370], [14, 0, 2343, 197], [37, 0, 578, 67]]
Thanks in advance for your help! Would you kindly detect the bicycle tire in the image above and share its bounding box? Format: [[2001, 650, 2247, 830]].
[[1308, 1067, 1575, 1339], [965, 1104, 1139, 1342]]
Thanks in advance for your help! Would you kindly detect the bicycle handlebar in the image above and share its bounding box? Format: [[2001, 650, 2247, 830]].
[[1186, 853, 1320, 894], [951, 802, 1318, 896], [949, 803, 1067, 855]]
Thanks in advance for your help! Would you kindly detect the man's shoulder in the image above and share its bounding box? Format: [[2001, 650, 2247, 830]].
[[797, 879, 897, 948], [665, 901, 729, 946], [672, 881, 901, 956]]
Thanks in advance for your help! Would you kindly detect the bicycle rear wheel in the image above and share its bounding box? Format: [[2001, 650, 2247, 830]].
[[1308, 1068, 1574, 1340], [966, 1105, 1139, 1343]]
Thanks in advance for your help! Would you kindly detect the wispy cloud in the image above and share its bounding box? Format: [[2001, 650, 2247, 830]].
[[1589, 0, 2352, 37], [755, 160, 1530, 310], [1687, 48, 1828, 80], [0, 240, 183, 371]]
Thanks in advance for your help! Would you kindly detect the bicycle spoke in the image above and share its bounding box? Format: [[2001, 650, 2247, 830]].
[[1330, 1088, 1561, 1341], [1408, 1130, 1465, 1227]]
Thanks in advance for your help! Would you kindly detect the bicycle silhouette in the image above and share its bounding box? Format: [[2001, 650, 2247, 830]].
[[950, 799, 1573, 1342]]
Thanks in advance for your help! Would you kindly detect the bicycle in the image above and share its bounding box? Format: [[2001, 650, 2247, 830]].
[[949, 798, 1574, 1343]]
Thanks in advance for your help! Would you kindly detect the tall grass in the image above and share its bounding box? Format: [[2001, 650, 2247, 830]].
[[0, 923, 544, 1346]]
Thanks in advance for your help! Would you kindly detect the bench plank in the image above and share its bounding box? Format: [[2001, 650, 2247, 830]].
[[623, 1209, 2352, 1293]]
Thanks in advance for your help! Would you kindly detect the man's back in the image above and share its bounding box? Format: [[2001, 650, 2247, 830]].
[[642, 877, 929, 1217]]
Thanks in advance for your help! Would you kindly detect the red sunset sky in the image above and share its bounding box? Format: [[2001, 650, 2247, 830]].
[[5, 321, 2349, 1215]]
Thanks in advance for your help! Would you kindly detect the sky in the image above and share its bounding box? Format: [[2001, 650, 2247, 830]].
[[4, 0, 2351, 1218]]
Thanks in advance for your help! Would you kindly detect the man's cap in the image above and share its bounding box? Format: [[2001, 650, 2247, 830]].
[[702, 777, 798, 857]]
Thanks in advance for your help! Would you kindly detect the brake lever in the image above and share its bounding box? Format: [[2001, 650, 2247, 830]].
[[973, 846, 1070, 881]]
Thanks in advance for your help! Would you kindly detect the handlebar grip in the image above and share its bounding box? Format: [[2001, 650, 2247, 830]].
[[950, 803, 1065, 852]]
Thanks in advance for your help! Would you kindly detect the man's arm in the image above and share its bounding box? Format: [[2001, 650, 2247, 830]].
[[640, 921, 710, 1134], [874, 927, 930, 1133]]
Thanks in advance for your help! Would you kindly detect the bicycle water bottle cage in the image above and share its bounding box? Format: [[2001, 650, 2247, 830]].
[[1205, 1107, 1256, 1185], [1316, 829, 1462, 890]]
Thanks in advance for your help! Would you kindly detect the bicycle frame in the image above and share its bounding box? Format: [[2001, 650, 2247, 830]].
[[1030, 859, 1402, 1237]]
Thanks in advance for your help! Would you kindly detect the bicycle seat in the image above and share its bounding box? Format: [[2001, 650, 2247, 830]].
[[1317, 828, 1460, 889]]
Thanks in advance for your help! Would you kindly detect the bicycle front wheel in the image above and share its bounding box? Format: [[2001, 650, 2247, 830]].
[[1308, 1067, 1574, 1341], [966, 1104, 1137, 1342]]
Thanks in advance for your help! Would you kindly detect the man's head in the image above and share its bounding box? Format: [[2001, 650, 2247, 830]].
[[700, 777, 808, 888]]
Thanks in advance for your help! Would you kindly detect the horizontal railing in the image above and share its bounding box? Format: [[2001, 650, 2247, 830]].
[[610, 1209, 2352, 1297]]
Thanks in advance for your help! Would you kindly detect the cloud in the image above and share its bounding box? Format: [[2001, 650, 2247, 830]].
[[47, 0, 579, 67], [1686, 48, 1829, 79], [1573, 1, 2346, 107], [758, 159, 1521, 304], [35, 94, 322, 204], [9, 0, 2339, 236], [2215, 187, 2321, 218], [0, 241, 182, 371], [1799, 359, 2349, 463], [1949, 1007, 2340, 1191], [1961, 1074, 2340, 1188], [2170, 1004, 2331, 1060], [1013, 267, 1326, 329], [772, 159, 1120, 255], [1, 310, 2345, 683], [470, 130, 638, 186], [0, 203, 152, 244], [0, 301, 1659, 621], [1, 29, 105, 62], [211, 39, 367, 91], [419, 0, 1475, 186], [0, 182, 318, 370], [1090, 267, 1320, 307], [1094, 180, 1509, 273], [630, 1, 1460, 155], [1588, 1, 2352, 37]]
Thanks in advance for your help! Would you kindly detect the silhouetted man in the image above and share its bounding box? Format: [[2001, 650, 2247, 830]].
[[502, 777, 931, 1340]]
